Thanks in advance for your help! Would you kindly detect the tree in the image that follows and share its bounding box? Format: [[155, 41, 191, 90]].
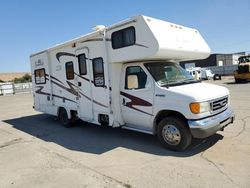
[[13, 74, 32, 83], [22, 73, 32, 82]]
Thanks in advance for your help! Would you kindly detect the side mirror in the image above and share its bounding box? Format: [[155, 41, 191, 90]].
[[127, 75, 138, 89]]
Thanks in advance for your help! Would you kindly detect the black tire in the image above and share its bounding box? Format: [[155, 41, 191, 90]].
[[235, 78, 245, 83], [58, 108, 72, 128], [157, 116, 192, 151], [235, 78, 240, 83], [213, 74, 221, 80]]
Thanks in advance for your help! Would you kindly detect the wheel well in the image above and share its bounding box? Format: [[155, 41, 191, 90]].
[[57, 107, 76, 120], [153, 110, 188, 134], [57, 107, 64, 117]]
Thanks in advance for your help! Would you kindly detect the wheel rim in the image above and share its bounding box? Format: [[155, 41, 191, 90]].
[[162, 124, 181, 145]]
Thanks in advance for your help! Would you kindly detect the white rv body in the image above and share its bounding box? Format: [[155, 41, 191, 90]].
[[30, 15, 234, 151]]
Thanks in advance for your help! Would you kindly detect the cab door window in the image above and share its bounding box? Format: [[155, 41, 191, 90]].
[[125, 66, 147, 89]]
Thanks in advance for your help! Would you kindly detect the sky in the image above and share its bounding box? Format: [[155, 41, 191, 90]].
[[0, 0, 249, 73]]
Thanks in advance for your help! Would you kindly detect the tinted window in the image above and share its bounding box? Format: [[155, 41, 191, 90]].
[[111, 27, 135, 49], [125, 66, 147, 89], [78, 54, 87, 75], [93, 58, 105, 87], [34, 68, 46, 84], [65, 61, 74, 80]]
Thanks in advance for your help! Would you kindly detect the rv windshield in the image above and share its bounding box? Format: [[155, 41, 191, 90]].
[[144, 62, 197, 87]]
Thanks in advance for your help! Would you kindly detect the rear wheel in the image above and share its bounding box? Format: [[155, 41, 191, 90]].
[[157, 116, 192, 151], [58, 108, 72, 128]]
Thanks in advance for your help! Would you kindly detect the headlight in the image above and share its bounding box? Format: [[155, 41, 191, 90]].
[[190, 102, 210, 114]]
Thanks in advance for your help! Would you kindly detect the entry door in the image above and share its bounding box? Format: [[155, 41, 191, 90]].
[[120, 64, 154, 132], [75, 48, 93, 121]]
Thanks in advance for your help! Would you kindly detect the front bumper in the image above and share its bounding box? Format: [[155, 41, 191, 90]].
[[234, 72, 250, 79], [188, 108, 235, 138]]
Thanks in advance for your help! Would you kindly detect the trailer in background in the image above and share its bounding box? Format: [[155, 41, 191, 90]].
[[0, 83, 14, 95]]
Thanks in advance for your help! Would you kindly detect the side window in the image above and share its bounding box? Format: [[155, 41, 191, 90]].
[[125, 66, 147, 90], [34, 68, 46, 84], [65, 61, 74, 80], [78, 54, 87, 75], [111, 26, 135, 49], [93, 57, 105, 87]]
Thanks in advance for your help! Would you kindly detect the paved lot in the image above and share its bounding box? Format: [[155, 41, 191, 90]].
[[0, 78, 250, 188]]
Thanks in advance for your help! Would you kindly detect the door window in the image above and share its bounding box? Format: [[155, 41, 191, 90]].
[[78, 54, 87, 75], [125, 66, 147, 89], [65, 61, 74, 80], [93, 57, 105, 87]]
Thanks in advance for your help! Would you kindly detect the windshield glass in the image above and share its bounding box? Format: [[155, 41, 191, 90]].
[[206, 70, 214, 76], [144, 62, 197, 87], [239, 56, 250, 63]]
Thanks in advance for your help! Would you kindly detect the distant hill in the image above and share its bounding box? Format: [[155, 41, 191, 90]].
[[0, 72, 31, 82]]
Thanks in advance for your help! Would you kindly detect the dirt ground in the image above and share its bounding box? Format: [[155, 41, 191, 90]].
[[0, 72, 30, 82]]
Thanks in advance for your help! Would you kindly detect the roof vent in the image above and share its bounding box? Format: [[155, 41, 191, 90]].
[[92, 25, 106, 31]]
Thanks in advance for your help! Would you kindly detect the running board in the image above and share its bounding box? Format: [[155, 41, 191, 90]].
[[122, 126, 154, 135]]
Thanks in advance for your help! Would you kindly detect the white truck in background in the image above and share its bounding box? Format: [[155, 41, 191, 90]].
[[30, 15, 234, 151], [187, 67, 217, 80], [186, 67, 202, 80], [201, 68, 215, 80]]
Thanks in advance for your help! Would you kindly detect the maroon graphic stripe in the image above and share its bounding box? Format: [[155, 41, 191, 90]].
[[120, 91, 153, 116], [42, 75, 108, 108], [35, 86, 76, 103]]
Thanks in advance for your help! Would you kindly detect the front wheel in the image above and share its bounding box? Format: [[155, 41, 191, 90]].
[[235, 78, 245, 83], [157, 117, 192, 151], [235, 78, 240, 83]]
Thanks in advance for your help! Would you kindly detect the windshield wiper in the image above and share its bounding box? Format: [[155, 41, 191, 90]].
[[159, 80, 181, 87], [183, 78, 198, 83], [160, 79, 198, 87]]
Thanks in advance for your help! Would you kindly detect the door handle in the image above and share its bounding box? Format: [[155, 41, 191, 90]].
[[122, 98, 126, 106], [78, 82, 82, 87]]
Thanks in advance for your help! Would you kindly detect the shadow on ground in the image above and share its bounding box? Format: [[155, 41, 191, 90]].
[[225, 81, 249, 85], [3, 114, 223, 157]]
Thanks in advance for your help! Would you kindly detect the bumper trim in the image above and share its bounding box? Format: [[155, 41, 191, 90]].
[[188, 108, 235, 138]]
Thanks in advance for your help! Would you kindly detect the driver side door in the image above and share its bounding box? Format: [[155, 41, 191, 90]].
[[120, 64, 154, 132]]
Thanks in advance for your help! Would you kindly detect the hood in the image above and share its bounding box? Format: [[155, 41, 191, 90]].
[[169, 82, 229, 101]]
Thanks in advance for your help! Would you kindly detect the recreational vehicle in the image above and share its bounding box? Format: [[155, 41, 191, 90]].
[[30, 15, 234, 151]]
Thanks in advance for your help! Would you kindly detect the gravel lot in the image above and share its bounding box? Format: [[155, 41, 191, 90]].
[[0, 77, 250, 188]]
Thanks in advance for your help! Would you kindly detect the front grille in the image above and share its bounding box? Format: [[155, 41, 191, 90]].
[[238, 65, 250, 74], [211, 97, 228, 111]]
